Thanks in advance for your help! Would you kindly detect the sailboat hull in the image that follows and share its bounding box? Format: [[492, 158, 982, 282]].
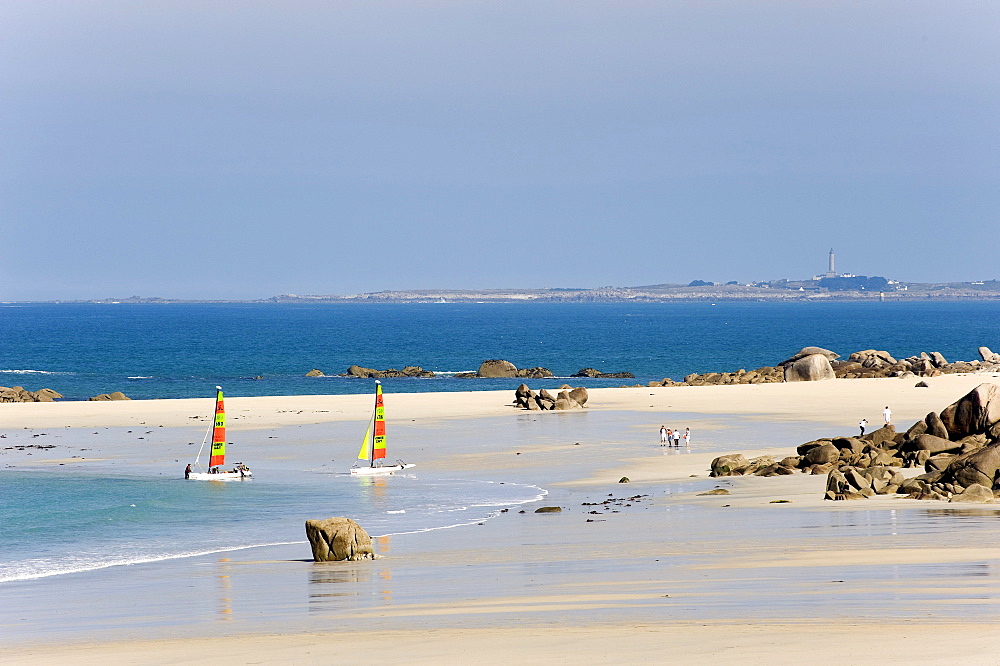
[[350, 463, 415, 476], [187, 470, 252, 481]]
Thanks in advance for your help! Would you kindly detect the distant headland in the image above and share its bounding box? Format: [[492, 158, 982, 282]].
[[13, 250, 1000, 304]]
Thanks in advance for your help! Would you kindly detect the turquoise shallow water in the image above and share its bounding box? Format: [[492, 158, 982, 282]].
[[1, 301, 998, 400], [0, 468, 545, 583]]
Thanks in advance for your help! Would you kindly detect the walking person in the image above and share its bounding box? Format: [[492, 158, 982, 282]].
[[672, 429, 681, 447], [659, 425, 668, 445], [665, 428, 673, 447], [683, 427, 691, 447], [882, 406, 892, 425], [859, 418, 868, 436]]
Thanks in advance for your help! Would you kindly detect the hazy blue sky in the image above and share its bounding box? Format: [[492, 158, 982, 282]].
[[2, 1, 997, 300]]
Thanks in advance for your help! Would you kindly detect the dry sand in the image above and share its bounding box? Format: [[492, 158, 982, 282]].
[[4, 372, 1000, 664]]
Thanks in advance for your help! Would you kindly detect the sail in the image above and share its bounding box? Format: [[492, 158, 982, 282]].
[[357, 421, 372, 460], [208, 388, 226, 467], [372, 383, 386, 460], [356, 383, 387, 463]]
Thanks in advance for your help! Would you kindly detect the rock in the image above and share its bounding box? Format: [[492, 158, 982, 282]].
[[940, 383, 1000, 439], [924, 412, 950, 440], [534, 506, 562, 513], [943, 442, 1000, 489], [804, 443, 840, 465], [88, 391, 131, 401], [619, 477, 629, 483], [305, 517, 375, 562], [554, 391, 581, 410], [710, 454, 750, 477], [697, 488, 730, 496], [346, 365, 378, 378], [979, 346, 1000, 364], [571, 368, 634, 379], [905, 434, 961, 455], [517, 367, 553, 379], [782, 347, 840, 364], [305, 369, 325, 377], [781, 354, 836, 382], [950, 483, 994, 503], [0, 386, 64, 403], [568, 387, 589, 406], [862, 425, 896, 448], [478, 360, 518, 378], [929, 352, 949, 368]]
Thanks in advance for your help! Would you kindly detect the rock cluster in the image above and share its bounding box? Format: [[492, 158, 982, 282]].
[[454, 360, 553, 379], [830, 348, 999, 379], [653, 366, 785, 387], [571, 368, 635, 379], [709, 383, 1000, 503], [514, 384, 588, 410], [304, 517, 375, 562], [343, 365, 435, 378], [651, 345, 1000, 387], [0, 386, 63, 403], [88, 391, 130, 401]]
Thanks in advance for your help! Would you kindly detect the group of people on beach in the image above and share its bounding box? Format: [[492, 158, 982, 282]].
[[659, 425, 690, 447], [859, 405, 892, 436]]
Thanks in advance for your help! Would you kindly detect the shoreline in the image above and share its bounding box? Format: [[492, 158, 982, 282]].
[[5, 373, 1000, 663]]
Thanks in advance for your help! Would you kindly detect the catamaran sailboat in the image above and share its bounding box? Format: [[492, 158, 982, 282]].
[[186, 386, 252, 481], [350, 381, 415, 476]]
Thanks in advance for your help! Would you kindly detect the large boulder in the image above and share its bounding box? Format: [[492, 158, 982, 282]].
[[478, 360, 519, 378], [568, 387, 589, 406], [346, 365, 378, 378], [905, 433, 961, 455], [710, 454, 750, 477], [305, 517, 375, 562], [305, 368, 326, 377], [782, 354, 836, 382], [940, 384, 1000, 439], [942, 443, 1000, 490], [950, 483, 994, 503]]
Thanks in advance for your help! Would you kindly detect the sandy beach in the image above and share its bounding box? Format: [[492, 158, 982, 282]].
[[4, 372, 1000, 664]]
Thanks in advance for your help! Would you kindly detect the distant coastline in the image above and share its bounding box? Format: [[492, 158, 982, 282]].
[[9, 280, 1000, 304]]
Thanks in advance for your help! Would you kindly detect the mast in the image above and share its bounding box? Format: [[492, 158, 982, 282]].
[[208, 386, 226, 468]]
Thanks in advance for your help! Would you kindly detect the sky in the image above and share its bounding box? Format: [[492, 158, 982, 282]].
[[2, 1, 998, 300]]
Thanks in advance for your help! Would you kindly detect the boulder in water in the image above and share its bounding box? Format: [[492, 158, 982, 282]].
[[305, 517, 375, 562]]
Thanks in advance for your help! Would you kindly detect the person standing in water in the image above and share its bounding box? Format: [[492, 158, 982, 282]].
[[683, 428, 691, 447], [672, 429, 681, 447], [660, 425, 668, 445]]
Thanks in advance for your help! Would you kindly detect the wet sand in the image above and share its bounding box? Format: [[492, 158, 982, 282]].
[[4, 373, 1000, 664]]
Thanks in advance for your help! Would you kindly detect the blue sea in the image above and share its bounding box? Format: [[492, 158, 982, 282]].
[[1, 301, 999, 401], [2, 301, 999, 588]]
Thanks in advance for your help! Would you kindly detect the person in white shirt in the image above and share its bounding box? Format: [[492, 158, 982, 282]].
[[859, 418, 868, 436], [883, 406, 892, 425], [683, 428, 691, 447], [659, 425, 668, 445]]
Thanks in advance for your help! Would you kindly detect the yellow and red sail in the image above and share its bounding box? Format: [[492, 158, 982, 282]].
[[357, 382, 387, 463], [209, 388, 226, 467]]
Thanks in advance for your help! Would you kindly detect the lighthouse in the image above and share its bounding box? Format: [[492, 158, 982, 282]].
[[826, 249, 837, 278]]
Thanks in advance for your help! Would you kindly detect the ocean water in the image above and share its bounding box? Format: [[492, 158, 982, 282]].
[[0, 468, 545, 583], [1, 301, 999, 401]]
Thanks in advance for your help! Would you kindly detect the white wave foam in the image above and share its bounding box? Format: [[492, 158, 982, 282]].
[[127, 376, 153, 379], [0, 540, 306, 583], [0, 369, 71, 375]]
